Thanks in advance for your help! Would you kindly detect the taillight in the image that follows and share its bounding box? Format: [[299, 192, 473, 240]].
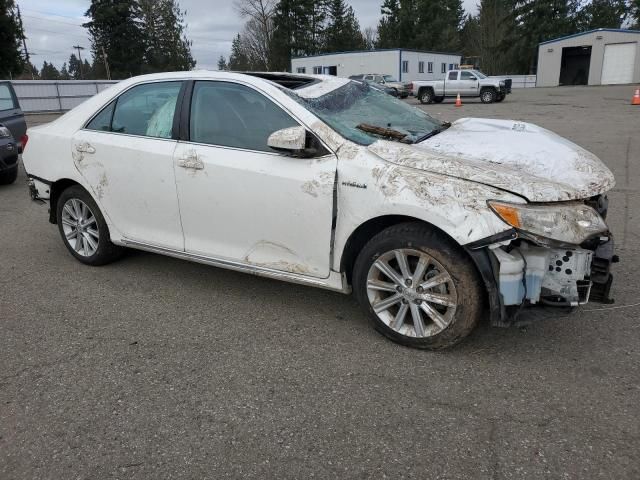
[[20, 134, 28, 151]]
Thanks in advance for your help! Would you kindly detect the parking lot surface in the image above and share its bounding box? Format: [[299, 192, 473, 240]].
[[1, 85, 639, 479]]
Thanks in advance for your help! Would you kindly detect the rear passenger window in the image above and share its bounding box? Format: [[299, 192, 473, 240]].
[[86, 101, 115, 131], [189, 81, 298, 153], [0, 84, 16, 111], [107, 82, 182, 138], [448, 71, 458, 80]]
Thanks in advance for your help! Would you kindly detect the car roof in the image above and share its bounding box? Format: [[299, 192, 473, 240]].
[[113, 70, 351, 98]]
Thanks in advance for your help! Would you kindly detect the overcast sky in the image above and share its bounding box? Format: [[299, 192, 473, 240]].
[[20, 0, 479, 71]]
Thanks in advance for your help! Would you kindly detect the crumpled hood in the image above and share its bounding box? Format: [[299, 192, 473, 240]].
[[367, 118, 615, 202]]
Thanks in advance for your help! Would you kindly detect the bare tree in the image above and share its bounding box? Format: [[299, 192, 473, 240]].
[[362, 26, 378, 50], [234, 0, 276, 70]]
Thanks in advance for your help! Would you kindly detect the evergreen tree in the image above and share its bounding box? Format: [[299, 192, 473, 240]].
[[632, 0, 640, 28], [377, 0, 462, 51], [229, 34, 251, 70], [84, 0, 146, 79], [68, 53, 82, 79], [414, 0, 464, 52], [40, 61, 61, 80], [324, 0, 365, 52], [60, 63, 71, 80], [139, 0, 195, 72], [217, 55, 228, 70], [510, 0, 578, 74], [271, 0, 322, 70], [0, 0, 25, 78], [476, 0, 518, 74], [83, 59, 93, 79], [575, 0, 629, 30]]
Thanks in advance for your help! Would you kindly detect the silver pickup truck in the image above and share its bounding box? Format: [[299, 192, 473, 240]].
[[412, 69, 511, 104]]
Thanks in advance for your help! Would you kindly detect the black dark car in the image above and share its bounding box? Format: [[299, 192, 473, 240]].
[[0, 81, 27, 185]]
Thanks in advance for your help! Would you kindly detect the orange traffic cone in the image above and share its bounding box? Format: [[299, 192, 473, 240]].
[[632, 88, 640, 105], [455, 93, 462, 107]]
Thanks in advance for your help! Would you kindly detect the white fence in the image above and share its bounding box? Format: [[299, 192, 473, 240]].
[[11, 80, 119, 113], [11, 74, 538, 113], [491, 75, 537, 88]]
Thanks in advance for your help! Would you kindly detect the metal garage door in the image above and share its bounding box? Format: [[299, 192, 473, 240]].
[[600, 43, 637, 84]]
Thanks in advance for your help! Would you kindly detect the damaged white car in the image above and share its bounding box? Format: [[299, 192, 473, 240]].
[[23, 72, 617, 349]]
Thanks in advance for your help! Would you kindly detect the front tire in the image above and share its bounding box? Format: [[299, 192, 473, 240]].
[[480, 88, 496, 104], [56, 185, 123, 266], [496, 93, 505, 102], [353, 222, 484, 350]]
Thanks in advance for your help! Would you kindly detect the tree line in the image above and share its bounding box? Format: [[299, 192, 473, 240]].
[[222, 0, 640, 75], [0, 0, 195, 80], [2, 0, 640, 80]]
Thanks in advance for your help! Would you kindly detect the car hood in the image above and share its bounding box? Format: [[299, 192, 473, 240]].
[[367, 117, 615, 202]]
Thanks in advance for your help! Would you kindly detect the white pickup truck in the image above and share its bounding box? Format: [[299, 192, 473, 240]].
[[412, 69, 511, 104]]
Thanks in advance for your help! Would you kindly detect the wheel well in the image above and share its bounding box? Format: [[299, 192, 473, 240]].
[[480, 86, 496, 93], [417, 86, 434, 97], [48, 178, 82, 224], [340, 215, 460, 284]]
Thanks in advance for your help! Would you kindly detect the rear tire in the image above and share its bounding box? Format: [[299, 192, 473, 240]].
[[56, 185, 124, 266], [352, 222, 484, 350], [433, 96, 444, 103], [418, 89, 434, 104], [0, 166, 18, 185]]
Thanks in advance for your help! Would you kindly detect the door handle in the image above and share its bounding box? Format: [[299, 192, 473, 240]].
[[75, 142, 96, 154], [177, 151, 204, 170]]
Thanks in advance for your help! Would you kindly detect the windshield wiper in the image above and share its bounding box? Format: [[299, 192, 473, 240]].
[[356, 123, 408, 142], [414, 122, 451, 144]]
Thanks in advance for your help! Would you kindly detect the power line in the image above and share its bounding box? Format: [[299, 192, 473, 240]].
[[21, 8, 88, 21], [22, 14, 87, 29]]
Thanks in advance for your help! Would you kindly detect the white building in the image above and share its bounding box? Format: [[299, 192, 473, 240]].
[[290, 49, 462, 82], [536, 28, 640, 87]]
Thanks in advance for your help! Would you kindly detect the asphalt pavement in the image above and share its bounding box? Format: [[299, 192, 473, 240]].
[[1, 85, 639, 479]]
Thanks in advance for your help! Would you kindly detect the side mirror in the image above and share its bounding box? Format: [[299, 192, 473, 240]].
[[469, 76, 477, 80], [268, 126, 306, 153], [268, 126, 326, 158]]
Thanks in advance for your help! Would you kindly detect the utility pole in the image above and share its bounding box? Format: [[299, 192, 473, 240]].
[[73, 45, 85, 79], [16, 5, 33, 79], [101, 46, 111, 80]]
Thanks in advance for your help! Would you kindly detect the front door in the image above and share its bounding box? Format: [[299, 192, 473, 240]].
[[72, 81, 185, 250], [459, 70, 479, 96], [173, 80, 337, 278]]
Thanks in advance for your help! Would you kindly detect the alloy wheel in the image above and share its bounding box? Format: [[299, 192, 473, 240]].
[[61, 198, 100, 257], [366, 249, 458, 338]]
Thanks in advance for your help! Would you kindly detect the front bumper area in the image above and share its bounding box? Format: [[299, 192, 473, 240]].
[[466, 233, 616, 326], [0, 140, 19, 173]]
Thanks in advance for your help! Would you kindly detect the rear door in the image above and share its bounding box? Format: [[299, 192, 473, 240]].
[[172, 80, 338, 278], [0, 82, 26, 148], [444, 71, 460, 96], [72, 80, 185, 250]]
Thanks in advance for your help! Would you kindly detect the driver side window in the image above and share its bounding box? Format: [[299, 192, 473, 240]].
[[460, 71, 475, 80], [189, 81, 299, 153]]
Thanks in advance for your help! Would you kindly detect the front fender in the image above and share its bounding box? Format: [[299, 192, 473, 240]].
[[333, 153, 525, 271]]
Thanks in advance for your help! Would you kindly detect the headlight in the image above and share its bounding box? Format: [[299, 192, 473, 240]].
[[0, 126, 11, 138], [488, 200, 608, 244], [499, 81, 505, 86]]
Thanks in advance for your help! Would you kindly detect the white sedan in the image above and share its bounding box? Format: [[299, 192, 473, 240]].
[[24, 71, 617, 349]]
